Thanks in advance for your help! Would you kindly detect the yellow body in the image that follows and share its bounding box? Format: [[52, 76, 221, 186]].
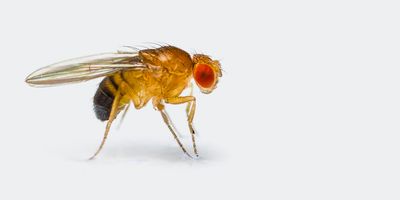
[[26, 45, 222, 159], [106, 46, 194, 110]]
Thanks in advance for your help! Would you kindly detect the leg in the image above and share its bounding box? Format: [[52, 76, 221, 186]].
[[117, 103, 130, 129], [185, 83, 194, 117], [89, 90, 122, 160], [187, 100, 197, 156], [119, 80, 142, 109], [165, 96, 198, 157], [159, 107, 193, 158]]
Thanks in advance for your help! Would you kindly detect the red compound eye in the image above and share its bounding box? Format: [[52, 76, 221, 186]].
[[194, 64, 215, 89]]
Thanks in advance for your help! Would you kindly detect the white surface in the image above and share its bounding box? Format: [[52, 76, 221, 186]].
[[1, 0, 399, 199]]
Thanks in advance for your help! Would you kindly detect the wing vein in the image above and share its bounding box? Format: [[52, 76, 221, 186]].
[[26, 51, 146, 87]]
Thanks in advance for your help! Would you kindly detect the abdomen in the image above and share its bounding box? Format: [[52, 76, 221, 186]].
[[93, 76, 119, 121]]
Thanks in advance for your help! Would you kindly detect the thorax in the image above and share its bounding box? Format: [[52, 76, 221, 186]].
[[118, 46, 194, 108]]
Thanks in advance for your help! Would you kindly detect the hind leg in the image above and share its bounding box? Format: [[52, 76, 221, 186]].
[[89, 89, 122, 160], [116, 103, 130, 129]]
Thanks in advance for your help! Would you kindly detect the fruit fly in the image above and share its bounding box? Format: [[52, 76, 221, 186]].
[[25, 45, 222, 159]]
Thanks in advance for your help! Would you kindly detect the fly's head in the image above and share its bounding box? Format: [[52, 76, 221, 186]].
[[192, 54, 222, 94]]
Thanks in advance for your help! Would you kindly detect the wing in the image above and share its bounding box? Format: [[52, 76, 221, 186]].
[[25, 51, 146, 87]]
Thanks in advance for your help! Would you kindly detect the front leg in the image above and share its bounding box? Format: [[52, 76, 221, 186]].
[[165, 96, 198, 157], [165, 96, 196, 132], [153, 98, 192, 158], [185, 83, 194, 118]]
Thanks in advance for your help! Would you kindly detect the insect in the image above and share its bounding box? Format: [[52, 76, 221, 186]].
[[25, 45, 222, 159]]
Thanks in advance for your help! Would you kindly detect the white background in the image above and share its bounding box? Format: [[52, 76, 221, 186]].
[[1, 0, 399, 199]]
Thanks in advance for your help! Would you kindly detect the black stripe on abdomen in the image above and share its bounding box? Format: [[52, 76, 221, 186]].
[[93, 77, 117, 121]]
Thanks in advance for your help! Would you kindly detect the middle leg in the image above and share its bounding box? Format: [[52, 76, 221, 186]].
[[164, 96, 198, 157], [159, 107, 193, 158]]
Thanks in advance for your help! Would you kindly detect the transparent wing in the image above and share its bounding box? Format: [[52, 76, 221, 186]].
[[25, 52, 146, 87]]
